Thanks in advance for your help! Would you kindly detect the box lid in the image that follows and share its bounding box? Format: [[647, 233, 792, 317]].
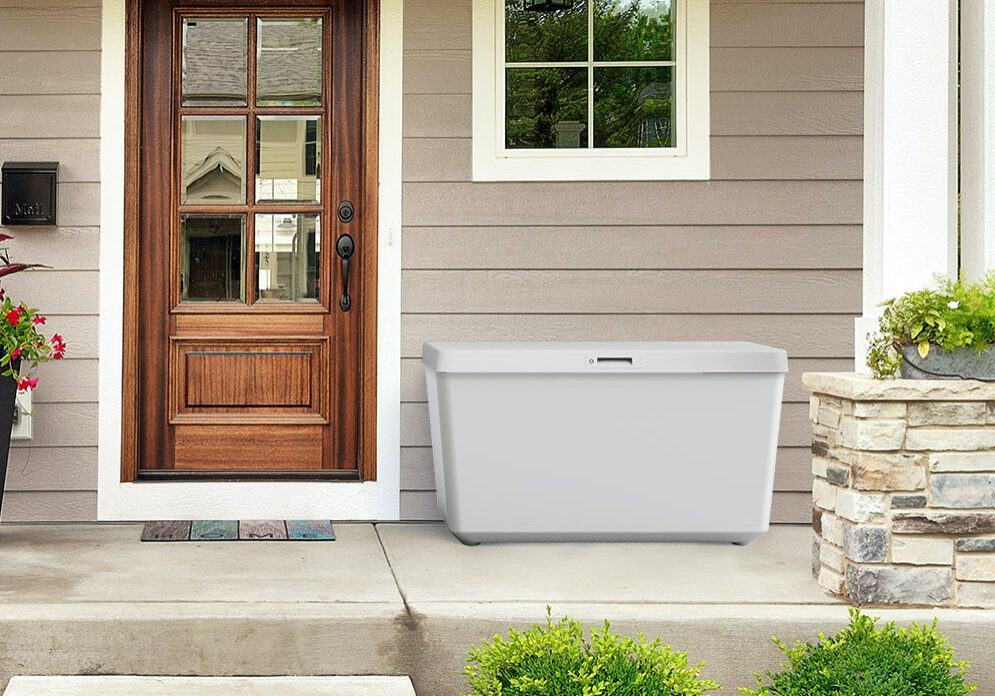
[[423, 341, 789, 374]]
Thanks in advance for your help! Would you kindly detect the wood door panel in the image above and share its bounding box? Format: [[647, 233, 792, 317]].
[[186, 351, 312, 407], [174, 425, 323, 470]]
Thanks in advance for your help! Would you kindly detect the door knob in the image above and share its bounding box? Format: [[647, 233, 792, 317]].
[[336, 234, 355, 312]]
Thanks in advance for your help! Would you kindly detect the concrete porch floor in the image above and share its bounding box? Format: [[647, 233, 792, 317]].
[[0, 523, 992, 694]]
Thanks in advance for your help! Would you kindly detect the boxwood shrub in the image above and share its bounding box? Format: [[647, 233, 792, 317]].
[[742, 609, 976, 696], [463, 610, 719, 696]]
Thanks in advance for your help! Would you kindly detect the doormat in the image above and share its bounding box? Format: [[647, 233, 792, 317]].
[[141, 520, 336, 541]]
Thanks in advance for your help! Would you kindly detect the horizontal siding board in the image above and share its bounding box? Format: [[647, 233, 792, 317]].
[[399, 490, 809, 523], [0, 227, 100, 270], [0, 183, 99, 226], [401, 401, 814, 448], [404, 93, 863, 138], [401, 225, 862, 270], [0, 5, 100, 51], [710, 3, 863, 48], [23, 315, 98, 359], [9, 402, 97, 448], [403, 136, 862, 182], [713, 92, 861, 136], [401, 270, 861, 314], [404, 0, 471, 51], [31, 358, 98, 403], [0, 51, 100, 94], [400, 444, 816, 492], [0, 491, 97, 522], [400, 357, 855, 404], [0, 95, 100, 138], [4, 447, 97, 491], [403, 181, 862, 226], [402, 314, 855, 358], [0, 140, 100, 183], [1, 270, 98, 314], [402, 48, 863, 96]]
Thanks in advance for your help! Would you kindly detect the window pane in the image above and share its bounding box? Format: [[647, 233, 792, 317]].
[[506, 68, 587, 148], [257, 18, 323, 106], [181, 215, 245, 302], [506, 0, 587, 63], [182, 18, 248, 106], [256, 116, 321, 204], [594, 66, 673, 147], [594, 0, 673, 62], [255, 214, 321, 303], [181, 116, 246, 204]]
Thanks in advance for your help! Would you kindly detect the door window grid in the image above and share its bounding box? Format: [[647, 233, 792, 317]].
[[175, 11, 327, 308]]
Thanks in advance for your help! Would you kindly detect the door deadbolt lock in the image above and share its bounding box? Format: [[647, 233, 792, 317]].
[[337, 200, 355, 224]]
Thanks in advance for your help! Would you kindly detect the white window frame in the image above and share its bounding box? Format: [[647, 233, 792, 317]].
[[472, 0, 709, 181]]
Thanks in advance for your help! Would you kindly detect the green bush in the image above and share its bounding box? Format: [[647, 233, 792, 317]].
[[741, 609, 976, 696], [463, 609, 720, 696], [866, 273, 995, 378]]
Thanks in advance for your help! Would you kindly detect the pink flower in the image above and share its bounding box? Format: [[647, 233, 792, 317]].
[[33, 315, 45, 325], [6, 308, 21, 326], [10, 347, 21, 360], [17, 377, 38, 391]]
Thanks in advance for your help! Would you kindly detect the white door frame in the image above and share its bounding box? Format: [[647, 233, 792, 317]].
[[97, 0, 403, 520]]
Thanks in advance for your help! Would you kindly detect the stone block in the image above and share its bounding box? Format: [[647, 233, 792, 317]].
[[811, 456, 830, 478], [956, 537, 995, 552], [838, 417, 906, 451], [892, 494, 927, 508], [956, 582, 995, 608], [892, 511, 995, 535], [853, 401, 907, 419], [818, 404, 842, 429], [906, 429, 995, 451], [818, 567, 845, 596], [930, 452, 995, 472], [842, 525, 888, 563], [830, 447, 857, 465], [820, 541, 845, 573], [931, 474, 995, 509], [908, 402, 987, 426], [821, 512, 844, 546], [810, 395, 820, 423], [826, 462, 850, 487], [891, 536, 953, 566], [813, 424, 837, 445], [812, 535, 821, 578], [836, 489, 887, 523], [852, 452, 926, 491], [845, 565, 952, 606], [812, 507, 822, 535], [812, 439, 830, 457], [956, 554, 995, 582], [813, 478, 838, 511]]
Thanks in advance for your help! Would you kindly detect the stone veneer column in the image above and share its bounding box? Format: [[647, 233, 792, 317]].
[[803, 373, 995, 607]]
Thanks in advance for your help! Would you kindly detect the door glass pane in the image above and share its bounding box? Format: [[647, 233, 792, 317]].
[[594, 0, 673, 62], [256, 116, 321, 204], [257, 18, 323, 106], [255, 214, 320, 302], [182, 18, 248, 106], [181, 116, 246, 204], [506, 68, 588, 148], [505, 0, 586, 63], [181, 215, 246, 302], [594, 66, 673, 147]]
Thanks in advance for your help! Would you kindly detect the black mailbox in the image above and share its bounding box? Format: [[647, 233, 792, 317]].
[[1, 162, 58, 226]]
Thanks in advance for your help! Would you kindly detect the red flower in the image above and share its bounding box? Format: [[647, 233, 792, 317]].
[[53, 350, 65, 360], [10, 347, 21, 360], [33, 315, 45, 325], [6, 308, 21, 326], [17, 377, 38, 391]]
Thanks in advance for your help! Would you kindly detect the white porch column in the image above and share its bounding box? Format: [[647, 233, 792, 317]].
[[857, 0, 959, 372], [961, 0, 995, 281]]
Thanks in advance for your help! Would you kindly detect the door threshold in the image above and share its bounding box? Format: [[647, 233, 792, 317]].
[[137, 470, 361, 482]]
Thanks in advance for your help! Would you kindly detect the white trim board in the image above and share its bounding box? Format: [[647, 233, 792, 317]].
[[472, 0, 710, 181], [97, 0, 403, 520]]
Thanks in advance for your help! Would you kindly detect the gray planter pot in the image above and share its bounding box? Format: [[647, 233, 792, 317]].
[[899, 344, 995, 380]]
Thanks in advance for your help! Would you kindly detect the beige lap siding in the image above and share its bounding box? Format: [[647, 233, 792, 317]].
[[0, 0, 101, 521], [399, 0, 864, 522]]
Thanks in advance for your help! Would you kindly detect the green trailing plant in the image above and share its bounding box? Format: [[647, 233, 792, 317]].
[[741, 609, 975, 696], [866, 273, 995, 378], [462, 609, 720, 696]]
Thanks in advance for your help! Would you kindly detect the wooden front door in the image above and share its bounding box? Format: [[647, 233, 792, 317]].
[[124, 0, 377, 480]]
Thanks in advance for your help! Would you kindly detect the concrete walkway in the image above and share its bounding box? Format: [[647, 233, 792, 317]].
[[0, 523, 992, 694]]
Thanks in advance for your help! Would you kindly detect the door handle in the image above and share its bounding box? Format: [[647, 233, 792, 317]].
[[336, 234, 355, 311]]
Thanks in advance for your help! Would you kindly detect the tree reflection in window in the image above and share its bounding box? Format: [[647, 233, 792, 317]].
[[505, 0, 675, 149]]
